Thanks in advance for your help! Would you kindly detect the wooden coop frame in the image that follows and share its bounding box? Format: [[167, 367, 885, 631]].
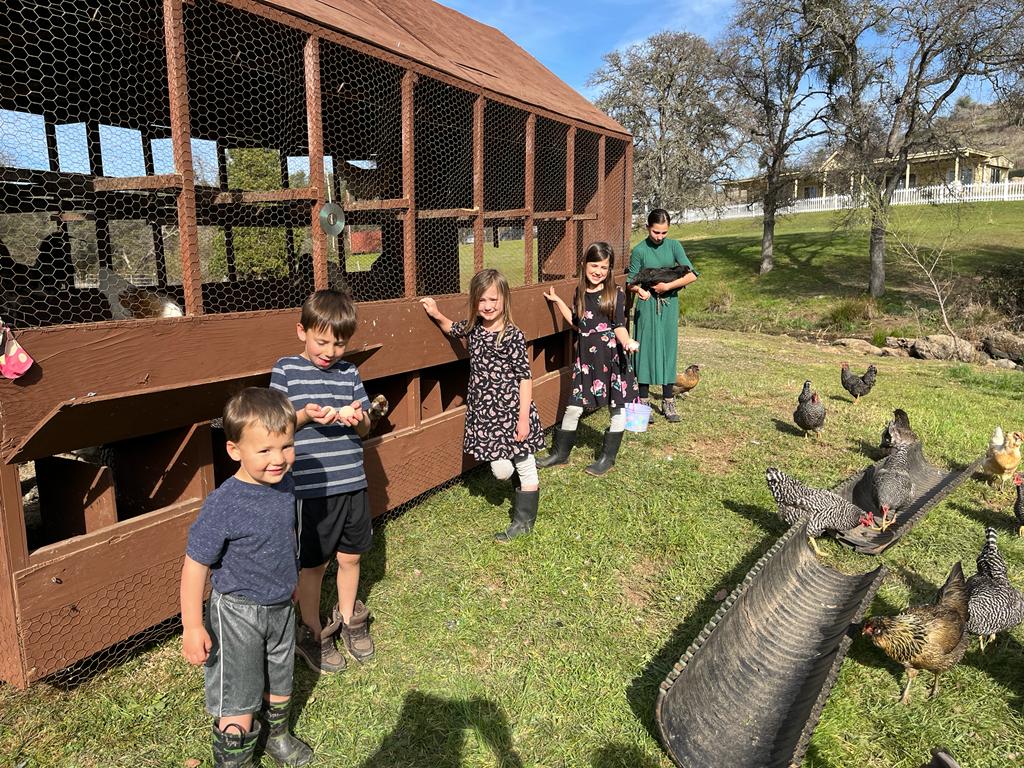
[[0, 0, 632, 687]]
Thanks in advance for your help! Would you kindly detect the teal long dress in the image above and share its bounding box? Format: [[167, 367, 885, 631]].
[[628, 237, 698, 386]]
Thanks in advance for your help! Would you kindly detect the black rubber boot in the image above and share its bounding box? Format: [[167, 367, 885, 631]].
[[536, 427, 577, 467], [259, 700, 313, 766], [494, 489, 539, 542], [212, 720, 260, 768], [585, 429, 624, 476]]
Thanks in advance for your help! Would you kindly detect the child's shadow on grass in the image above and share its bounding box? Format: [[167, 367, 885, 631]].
[[625, 531, 778, 742], [357, 690, 523, 768]]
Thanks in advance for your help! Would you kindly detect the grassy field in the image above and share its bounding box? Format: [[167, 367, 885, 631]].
[[2, 327, 1023, 767], [673, 201, 1024, 341]]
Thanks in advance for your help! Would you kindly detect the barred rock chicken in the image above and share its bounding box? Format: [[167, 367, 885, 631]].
[[880, 408, 918, 455], [792, 380, 826, 438], [764, 467, 874, 555], [983, 429, 1023, 487], [871, 443, 914, 532], [1014, 473, 1023, 537], [628, 264, 692, 292], [840, 361, 877, 403], [674, 364, 701, 398], [861, 561, 969, 705], [966, 527, 1024, 652]]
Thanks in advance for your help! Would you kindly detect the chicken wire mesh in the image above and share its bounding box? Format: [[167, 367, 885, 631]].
[[0, 0, 631, 685]]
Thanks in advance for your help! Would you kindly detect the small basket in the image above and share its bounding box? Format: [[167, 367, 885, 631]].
[[624, 401, 651, 433]]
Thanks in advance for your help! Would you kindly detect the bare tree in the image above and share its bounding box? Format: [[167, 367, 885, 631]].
[[814, 0, 1024, 297], [588, 31, 746, 212], [725, 0, 830, 274]]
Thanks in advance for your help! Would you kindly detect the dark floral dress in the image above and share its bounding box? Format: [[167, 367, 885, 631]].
[[569, 289, 639, 409], [449, 320, 544, 462]]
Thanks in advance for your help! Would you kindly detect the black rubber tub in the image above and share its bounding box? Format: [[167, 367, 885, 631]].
[[834, 443, 981, 555], [655, 520, 886, 768]]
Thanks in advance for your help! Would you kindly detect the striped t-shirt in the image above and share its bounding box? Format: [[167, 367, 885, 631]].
[[270, 355, 370, 498]]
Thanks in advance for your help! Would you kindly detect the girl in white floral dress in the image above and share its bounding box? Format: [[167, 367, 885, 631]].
[[421, 269, 543, 542], [539, 242, 639, 476]]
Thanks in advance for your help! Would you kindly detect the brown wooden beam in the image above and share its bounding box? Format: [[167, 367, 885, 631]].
[[304, 35, 329, 291], [571, 213, 598, 221], [416, 208, 479, 220], [524, 113, 535, 285], [344, 197, 410, 212], [624, 140, 634, 270], [482, 208, 529, 220], [597, 134, 606, 243], [92, 174, 184, 192], [532, 211, 570, 220], [401, 70, 417, 298], [473, 95, 484, 273], [564, 125, 576, 274], [212, 187, 319, 205], [164, 0, 203, 315]]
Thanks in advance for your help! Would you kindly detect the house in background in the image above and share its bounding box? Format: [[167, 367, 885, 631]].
[[726, 147, 1014, 203]]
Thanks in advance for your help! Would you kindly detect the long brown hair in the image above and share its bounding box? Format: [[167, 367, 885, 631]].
[[575, 242, 617, 321], [467, 268, 514, 345]]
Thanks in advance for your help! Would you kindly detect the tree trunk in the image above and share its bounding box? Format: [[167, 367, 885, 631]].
[[869, 214, 886, 297], [760, 215, 775, 274]]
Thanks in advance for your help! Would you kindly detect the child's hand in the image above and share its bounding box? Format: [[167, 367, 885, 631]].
[[420, 297, 438, 317], [636, 287, 651, 301], [652, 282, 670, 294], [335, 400, 363, 427], [543, 287, 560, 303], [625, 339, 640, 353], [182, 626, 212, 666], [305, 403, 337, 425], [515, 414, 530, 442]]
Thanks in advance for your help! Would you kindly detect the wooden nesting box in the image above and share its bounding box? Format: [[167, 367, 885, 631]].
[[0, 0, 631, 687]]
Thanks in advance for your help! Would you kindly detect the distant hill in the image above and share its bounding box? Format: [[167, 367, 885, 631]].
[[939, 100, 1024, 173]]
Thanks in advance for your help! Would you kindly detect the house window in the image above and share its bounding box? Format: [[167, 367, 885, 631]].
[[803, 186, 817, 199], [991, 167, 1002, 183], [960, 168, 973, 185]]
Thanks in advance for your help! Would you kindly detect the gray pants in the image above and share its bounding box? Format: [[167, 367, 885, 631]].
[[204, 590, 295, 717]]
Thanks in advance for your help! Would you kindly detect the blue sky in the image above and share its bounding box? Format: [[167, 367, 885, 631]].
[[441, 0, 737, 98]]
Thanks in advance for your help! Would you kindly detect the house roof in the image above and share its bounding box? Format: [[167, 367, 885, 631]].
[[259, 0, 628, 136]]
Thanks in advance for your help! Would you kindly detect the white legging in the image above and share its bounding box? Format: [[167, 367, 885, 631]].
[[560, 404, 626, 433], [490, 453, 539, 488]]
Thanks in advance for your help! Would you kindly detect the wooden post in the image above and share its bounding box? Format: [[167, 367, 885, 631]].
[[304, 35, 329, 290], [524, 113, 535, 285], [217, 140, 236, 280], [164, 0, 203, 315], [564, 126, 575, 275], [596, 134, 605, 244], [623, 140, 633, 269], [472, 95, 484, 274], [401, 70, 417, 297]]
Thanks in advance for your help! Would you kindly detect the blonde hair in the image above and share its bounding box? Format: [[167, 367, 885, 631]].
[[223, 388, 296, 443], [574, 242, 617, 321], [467, 268, 514, 346]]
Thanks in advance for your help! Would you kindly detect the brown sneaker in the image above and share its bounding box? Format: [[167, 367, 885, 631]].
[[295, 623, 346, 674], [340, 600, 375, 663], [662, 397, 681, 423]]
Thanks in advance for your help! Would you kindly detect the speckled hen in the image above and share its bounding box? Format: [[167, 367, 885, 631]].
[[966, 527, 1024, 652], [764, 467, 873, 555]]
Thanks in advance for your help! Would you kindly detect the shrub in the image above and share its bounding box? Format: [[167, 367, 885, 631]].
[[820, 297, 876, 331]]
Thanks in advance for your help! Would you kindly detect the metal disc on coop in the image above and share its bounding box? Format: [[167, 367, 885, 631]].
[[319, 203, 345, 236]]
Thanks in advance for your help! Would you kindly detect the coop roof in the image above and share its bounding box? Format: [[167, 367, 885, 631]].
[[260, 0, 628, 136]]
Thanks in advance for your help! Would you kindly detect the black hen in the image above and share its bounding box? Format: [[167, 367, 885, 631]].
[[628, 265, 692, 292], [765, 467, 873, 555], [871, 443, 914, 531], [1013, 473, 1023, 537], [840, 361, 877, 402], [793, 380, 826, 438], [880, 408, 918, 455], [966, 527, 1024, 652]]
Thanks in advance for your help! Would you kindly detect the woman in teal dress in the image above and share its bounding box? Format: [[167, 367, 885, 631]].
[[628, 209, 698, 423]]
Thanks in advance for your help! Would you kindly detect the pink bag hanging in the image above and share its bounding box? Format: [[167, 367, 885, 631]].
[[0, 321, 34, 379]]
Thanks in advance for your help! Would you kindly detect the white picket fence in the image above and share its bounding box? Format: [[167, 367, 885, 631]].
[[675, 179, 1024, 223]]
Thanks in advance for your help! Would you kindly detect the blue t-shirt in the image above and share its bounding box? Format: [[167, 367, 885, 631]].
[[185, 475, 298, 604], [270, 355, 370, 498]]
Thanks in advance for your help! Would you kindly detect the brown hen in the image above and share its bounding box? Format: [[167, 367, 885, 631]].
[[674, 364, 701, 397], [983, 430, 1023, 487], [861, 561, 968, 705]]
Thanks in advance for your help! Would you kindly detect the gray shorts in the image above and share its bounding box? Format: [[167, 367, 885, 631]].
[[204, 590, 295, 717]]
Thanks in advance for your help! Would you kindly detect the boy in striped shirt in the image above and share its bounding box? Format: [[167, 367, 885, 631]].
[[271, 289, 374, 674]]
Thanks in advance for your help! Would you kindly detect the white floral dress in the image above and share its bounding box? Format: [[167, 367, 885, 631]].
[[569, 290, 639, 409]]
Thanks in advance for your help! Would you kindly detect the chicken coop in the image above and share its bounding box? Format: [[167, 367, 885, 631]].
[[0, 0, 632, 687]]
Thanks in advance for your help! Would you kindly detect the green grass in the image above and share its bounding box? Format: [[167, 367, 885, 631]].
[[3, 328, 1023, 767], [659, 201, 1024, 340]]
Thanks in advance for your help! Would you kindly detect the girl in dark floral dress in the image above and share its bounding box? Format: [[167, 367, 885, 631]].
[[539, 242, 639, 476], [421, 269, 543, 542]]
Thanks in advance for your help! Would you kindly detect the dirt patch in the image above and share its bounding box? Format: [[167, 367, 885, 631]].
[[618, 555, 665, 610], [679, 433, 749, 475]]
